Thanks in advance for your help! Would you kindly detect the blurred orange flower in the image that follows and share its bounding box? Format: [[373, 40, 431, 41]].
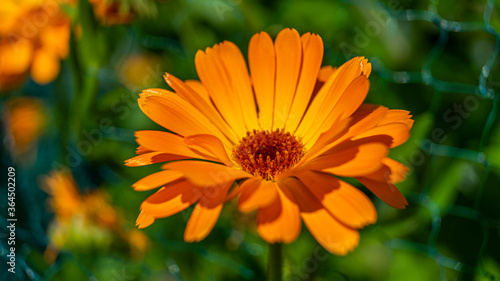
[[0, 0, 71, 89], [4, 97, 46, 155], [127, 28, 413, 255], [42, 171, 82, 230], [89, 0, 134, 25], [119, 52, 162, 90], [42, 170, 149, 259]]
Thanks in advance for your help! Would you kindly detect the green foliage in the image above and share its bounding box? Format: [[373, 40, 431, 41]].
[[1, 0, 500, 280]]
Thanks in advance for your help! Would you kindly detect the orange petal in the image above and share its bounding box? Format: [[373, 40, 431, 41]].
[[215, 41, 260, 130], [134, 130, 214, 160], [185, 202, 222, 242], [380, 109, 414, 129], [357, 177, 408, 209], [132, 170, 184, 191], [286, 33, 324, 132], [140, 88, 174, 97], [165, 74, 239, 144], [351, 107, 414, 150], [302, 75, 370, 147], [344, 104, 390, 138], [302, 208, 360, 255], [140, 180, 202, 218], [238, 177, 278, 212], [139, 95, 207, 135], [184, 134, 235, 167], [125, 152, 190, 167], [294, 170, 376, 228], [248, 31, 275, 130], [0, 39, 33, 74], [361, 157, 409, 183], [136, 211, 156, 228], [306, 105, 389, 159], [383, 158, 410, 183], [138, 92, 232, 147], [227, 184, 244, 201], [184, 181, 231, 242], [40, 22, 70, 58], [31, 49, 60, 84], [327, 75, 370, 120], [136, 145, 151, 154], [163, 161, 251, 187], [281, 177, 360, 255], [184, 80, 210, 103], [317, 65, 337, 82], [195, 47, 247, 137], [302, 141, 388, 177], [273, 28, 302, 129], [257, 185, 301, 243], [362, 59, 372, 77], [297, 117, 351, 165], [296, 57, 369, 137], [353, 123, 410, 148]]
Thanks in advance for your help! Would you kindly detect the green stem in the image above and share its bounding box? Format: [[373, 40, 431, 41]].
[[268, 243, 282, 281], [72, 66, 98, 137]]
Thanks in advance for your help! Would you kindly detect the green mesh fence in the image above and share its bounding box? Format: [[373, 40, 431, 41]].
[[364, 0, 500, 280]]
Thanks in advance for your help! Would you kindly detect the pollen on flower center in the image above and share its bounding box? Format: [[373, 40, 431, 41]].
[[233, 129, 305, 181]]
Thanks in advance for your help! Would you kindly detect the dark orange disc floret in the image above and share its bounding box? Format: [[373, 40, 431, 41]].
[[233, 129, 305, 181]]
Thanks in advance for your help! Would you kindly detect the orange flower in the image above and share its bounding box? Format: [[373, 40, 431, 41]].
[[127, 28, 413, 255], [119, 52, 162, 89], [0, 0, 70, 89], [42, 170, 121, 228], [42, 170, 83, 223], [42, 170, 149, 260], [89, 0, 134, 25]]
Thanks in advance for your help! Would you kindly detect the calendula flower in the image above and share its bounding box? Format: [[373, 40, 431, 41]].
[[42, 170, 149, 260], [0, 0, 70, 89], [127, 28, 413, 255], [42, 170, 83, 223], [89, 0, 134, 25], [42, 171, 121, 230]]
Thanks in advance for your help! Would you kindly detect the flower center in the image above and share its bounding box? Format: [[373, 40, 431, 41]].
[[233, 129, 305, 181]]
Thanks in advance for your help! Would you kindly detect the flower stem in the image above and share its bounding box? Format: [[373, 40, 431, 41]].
[[268, 243, 283, 281]]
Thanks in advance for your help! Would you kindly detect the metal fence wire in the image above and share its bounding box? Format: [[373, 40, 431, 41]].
[[362, 0, 500, 280]]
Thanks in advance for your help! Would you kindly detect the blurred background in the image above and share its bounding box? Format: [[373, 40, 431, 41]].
[[1, 0, 500, 280]]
